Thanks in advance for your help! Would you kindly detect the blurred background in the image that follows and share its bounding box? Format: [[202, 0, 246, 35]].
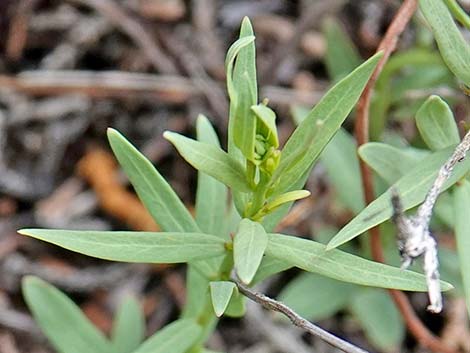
[[0, 0, 469, 352]]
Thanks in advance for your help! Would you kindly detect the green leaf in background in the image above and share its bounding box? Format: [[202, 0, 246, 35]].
[[321, 128, 364, 213], [226, 17, 258, 161], [209, 281, 236, 317], [267, 233, 453, 291], [18, 229, 226, 263], [195, 115, 229, 237], [359, 143, 419, 184], [328, 145, 470, 249], [419, 0, 470, 87], [112, 297, 144, 353], [107, 129, 199, 233], [278, 272, 353, 321], [22, 276, 112, 353], [251, 255, 292, 284], [133, 319, 201, 353], [453, 179, 470, 316], [322, 17, 362, 81], [349, 289, 404, 351], [272, 52, 382, 196], [416, 95, 460, 151], [164, 132, 251, 193], [233, 219, 268, 284]]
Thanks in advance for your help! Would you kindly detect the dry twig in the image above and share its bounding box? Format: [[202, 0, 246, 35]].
[[67, 0, 178, 74], [234, 278, 369, 353]]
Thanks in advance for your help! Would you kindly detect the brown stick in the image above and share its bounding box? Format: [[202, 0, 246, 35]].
[[68, 0, 178, 74], [354, 1, 457, 352]]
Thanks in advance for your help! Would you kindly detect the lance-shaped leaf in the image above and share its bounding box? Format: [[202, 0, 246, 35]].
[[164, 132, 251, 193], [107, 128, 199, 233], [209, 281, 236, 317], [453, 180, 470, 316], [133, 319, 201, 353], [278, 272, 353, 321], [321, 128, 364, 213], [420, 0, 470, 87], [349, 289, 404, 351], [234, 219, 268, 284], [416, 95, 460, 151], [267, 233, 453, 291], [22, 276, 113, 353], [272, 52, 382, 196], [195, 115, 229, 237], [359, 143, 419, 184], [328, 145, 470, 249], [112, 297, 144, 353], [262, 190, 310, 214], [226, 17, 258, 161], [18, 229, 226, 263], [323, 17, 362, 81]]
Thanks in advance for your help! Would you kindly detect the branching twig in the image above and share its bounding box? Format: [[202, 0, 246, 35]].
[[392, 129, 470, 313], [354, 0, 458, 352], [233, 278, 369, 353]]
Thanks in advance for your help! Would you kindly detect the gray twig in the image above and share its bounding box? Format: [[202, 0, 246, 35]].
[[391, 129, 470, 313], [233, 278, 369, 353]]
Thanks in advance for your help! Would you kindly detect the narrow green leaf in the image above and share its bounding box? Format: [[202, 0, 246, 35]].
[[234, 219, 268, 284], [349, 289, 404, 351], [321, 128, 364, 213], [225, 35, 256, 101], [263, 190, 310, 214], [107, 128, 199, 233], [133, 319, 201, 353], [195, 115, 229, 237], [444, 0, 470, 29], [22, 276, 112, 353], [328, 145, 470, 249], [267, 233, 453, 291], [272, 52, 382, 196], [226, 17, 258, 161], [182, 266, 210, 319], [419, 0, 470, 87], [226, 20, 257, 214], [164, 132, 250, 193], [18, 229, 226, 263], [453, 179, 470, 316], [233, 72, 257, 160], [209, 281, 236, 317], [278, 272, 353, 321], [323, 17, 362, 81], [359, 143, 419, 184], [416, 95, 460, 151], [112, 297, 144, 353]]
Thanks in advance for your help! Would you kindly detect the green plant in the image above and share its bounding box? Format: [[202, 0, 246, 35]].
[[279, 5, 470, 349], [19, 17, 453, 353]]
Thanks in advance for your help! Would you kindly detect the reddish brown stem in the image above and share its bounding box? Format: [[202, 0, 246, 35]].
[[354, 1, 457, 353]]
